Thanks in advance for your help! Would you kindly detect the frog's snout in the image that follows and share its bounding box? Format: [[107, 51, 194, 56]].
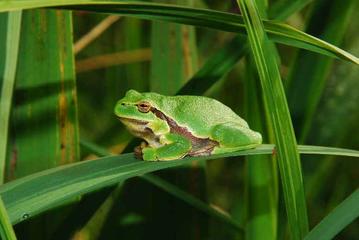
[[114, 101, 126, 116]]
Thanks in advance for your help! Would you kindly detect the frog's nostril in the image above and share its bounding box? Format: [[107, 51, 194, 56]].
[[121, 103, 125, 106]]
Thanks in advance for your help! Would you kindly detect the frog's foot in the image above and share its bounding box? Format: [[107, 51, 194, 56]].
[[134, 142, 148, 159], [142, 148, 158, 161]]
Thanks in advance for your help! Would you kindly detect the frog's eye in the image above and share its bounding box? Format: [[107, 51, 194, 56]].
[[137, 102, 151, 113]]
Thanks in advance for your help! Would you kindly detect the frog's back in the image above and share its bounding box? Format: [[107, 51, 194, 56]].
[[151, 94, 249, 137]]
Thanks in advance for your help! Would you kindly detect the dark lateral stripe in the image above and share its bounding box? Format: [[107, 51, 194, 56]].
[[150, 108, 219, 154]]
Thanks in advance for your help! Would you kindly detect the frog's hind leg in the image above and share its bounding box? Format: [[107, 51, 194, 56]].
[[210, 122, 262, 154]]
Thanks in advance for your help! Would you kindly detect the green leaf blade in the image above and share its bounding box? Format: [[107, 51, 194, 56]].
[[0, 144, 358, 225], [236, 0, 309, 239], [7, 10, 79, 179], [0, 11, 22, 183], [304, 189, 359, 240], [63, 2, 359, 64], [0, 2, 357, 64], [81, 139, 243, 232], [0, 196, 17, 240]]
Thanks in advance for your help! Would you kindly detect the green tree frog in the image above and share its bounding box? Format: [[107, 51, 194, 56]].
[[114, 90, 262, 161]]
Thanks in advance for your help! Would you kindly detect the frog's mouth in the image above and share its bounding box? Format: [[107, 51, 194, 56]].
[[118, 116, 155, 142], [117, 116, 148, 125]]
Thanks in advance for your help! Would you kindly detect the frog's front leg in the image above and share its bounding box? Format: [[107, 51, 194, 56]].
[[142, 133, 192, 161], [134, 141, 148, 159]]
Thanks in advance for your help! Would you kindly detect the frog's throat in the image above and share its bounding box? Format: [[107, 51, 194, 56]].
[[150, 108, 219, 156], [119, 116, 162, 148]]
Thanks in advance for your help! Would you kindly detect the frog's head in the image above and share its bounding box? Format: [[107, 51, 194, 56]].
[[114, 89, 168, 135]]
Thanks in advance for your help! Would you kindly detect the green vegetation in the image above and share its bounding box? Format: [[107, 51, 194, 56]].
[[0, 1, 358, 239]]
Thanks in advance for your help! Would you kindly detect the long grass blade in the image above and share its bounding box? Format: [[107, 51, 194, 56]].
[[5, 10, 80, 238], [0, 1, 358, 64], [0, 144, 358, 225], [243, 2, 278, 239], [236, 0, 308, 239], [7, 10, 79, 180], [243, 56, 278, 240], [64, 2, 359, 64], [81, 139, 242, 232], [0, 11, 22, 184], [0, 196, 17, 240], [304, 189, 359, 240]]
